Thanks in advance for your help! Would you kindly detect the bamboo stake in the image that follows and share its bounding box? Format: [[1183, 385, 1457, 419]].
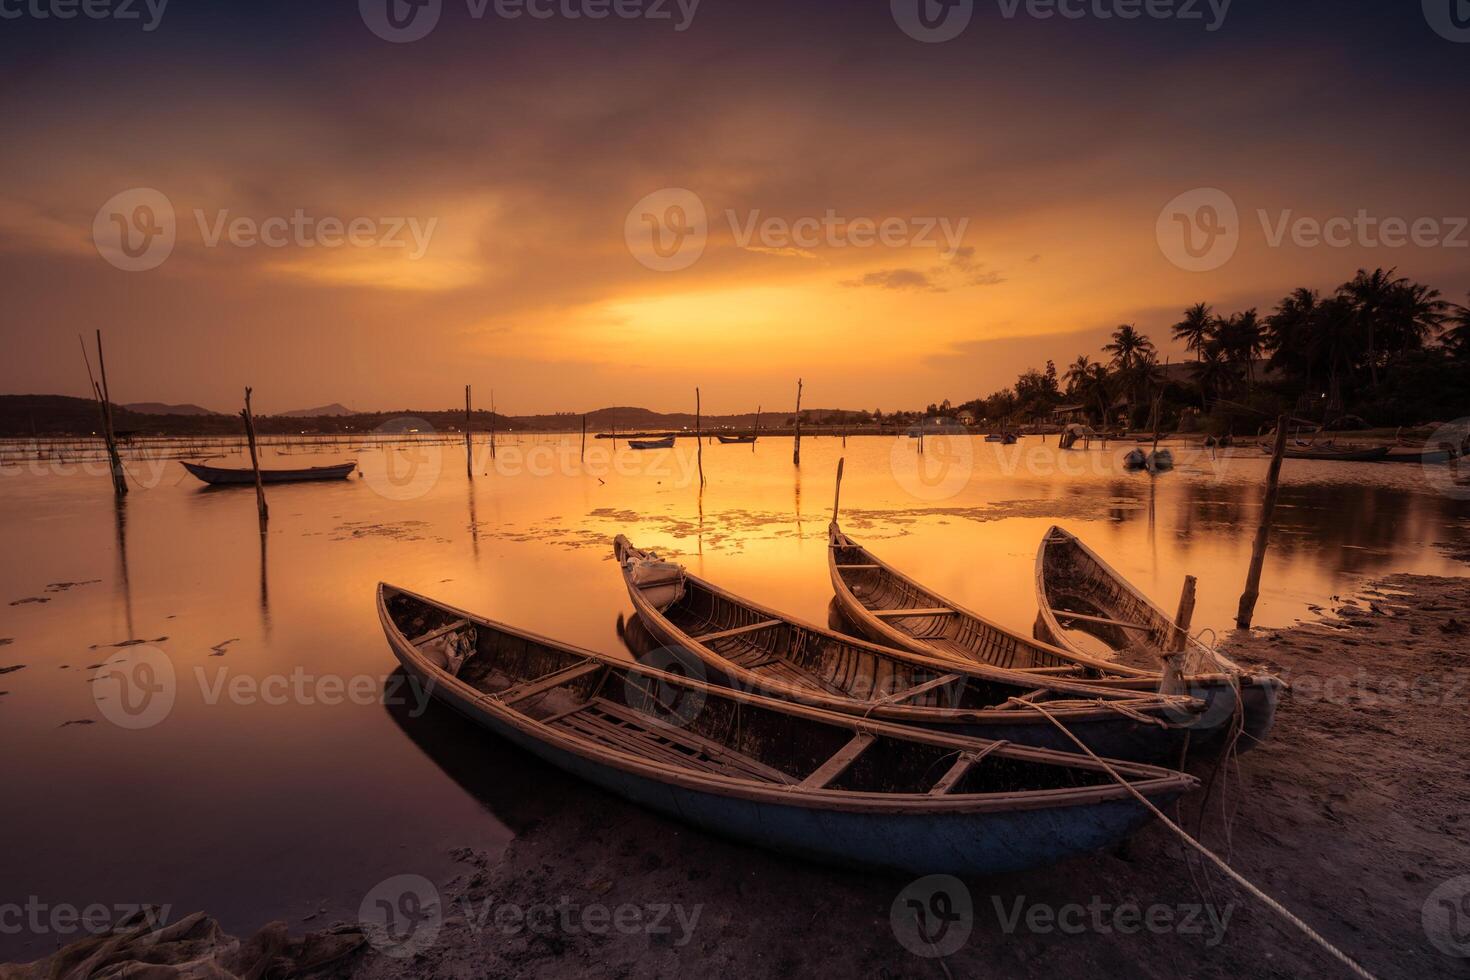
[[1237, 416, 1289, 628], [581, 415, 587, 461], [90, 331, 128, 496], [465, 384, 473, 477], [754, 405, 761, 451], [489, 390, 496, 459], [695, 388, 705, 486], [241, 387, 268, 529], [831, 457, 845, 524], [1169, 575, 1198, 653], [792, 378, 803, 465]]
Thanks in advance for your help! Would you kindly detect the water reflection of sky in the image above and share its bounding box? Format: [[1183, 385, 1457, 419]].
[[1, 434, 1466, 958]]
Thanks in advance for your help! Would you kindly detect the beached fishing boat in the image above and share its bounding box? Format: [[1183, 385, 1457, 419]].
[[828, 519, 1280, 747], [181, 460, 356, 485], [716, 434, 757, 444], [1033, 526, 1283, 745], [627, 435, 676, 450], [613, 536, 1204, 762], [1381, 445, 1457, 464], [378, 583, 1197, 874], [1258, 442, 1390, 462]]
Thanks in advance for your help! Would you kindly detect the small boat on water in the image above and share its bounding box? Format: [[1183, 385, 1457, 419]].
[[1122, 448, 1172, 471], [716, 434, 757, 444], [377, 583, 1197, 874], [613, 536, 1204, 762], [984, 432, 1018, 445], [181, 460, 356, 486], [1381, 444, 1458, 465], [627, 435, 676, 450], [1034, 527, 1283, 745], [827, 519, 1280, 747], [1258, 442, 1390, 462]]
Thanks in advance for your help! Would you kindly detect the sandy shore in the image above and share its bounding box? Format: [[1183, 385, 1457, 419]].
[[7, 574, 1468, 979]]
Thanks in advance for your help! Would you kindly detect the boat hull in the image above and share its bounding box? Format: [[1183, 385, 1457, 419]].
[[181, 461, 356, 485], [633, 604, 1195, 765], [394, 638, 1179, 875]]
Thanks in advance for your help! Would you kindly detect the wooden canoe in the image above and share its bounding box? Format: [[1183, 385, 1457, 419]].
[[716, 435, 757, 444], [1381, 445, 1456, 464], [828, 520, 1281, 749], [181, 460, 356, 485], [628, 436, 676, 450], [378, 583, 1197, 875], [613, 536, 1204, 763], [1033, 526, 1283, 746], [1257, 443, 1390, 462]]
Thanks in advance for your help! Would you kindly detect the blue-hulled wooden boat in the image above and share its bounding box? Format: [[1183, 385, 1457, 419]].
[[377, 583, 1197, 875], [181, 460, 356, 485], [613, 535, 1205, 763], [828, 520, 1283, 749]]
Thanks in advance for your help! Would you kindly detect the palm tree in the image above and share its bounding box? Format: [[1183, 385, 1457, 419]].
[[1171, 303, 1214, 360], [1385, 280, 1449, 353], [1102, 325, 1156, 425], [1190, 339, 1235, 410], [1265, 288, 1321, 385], [1447, 294, 1470, 357], [1340, 267, 1403, 388], [1063, 355, 1093, 395]]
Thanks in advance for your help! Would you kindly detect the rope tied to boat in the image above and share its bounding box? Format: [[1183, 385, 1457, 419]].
[[1082, 697, 1171, 728], [1008, 699, 1379, 980]]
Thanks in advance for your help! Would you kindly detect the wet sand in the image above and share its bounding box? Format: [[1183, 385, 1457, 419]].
[[12, 571, 1465, 979]]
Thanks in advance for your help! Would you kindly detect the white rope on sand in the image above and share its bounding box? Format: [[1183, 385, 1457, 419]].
[[1008, 697, 1379, 980]]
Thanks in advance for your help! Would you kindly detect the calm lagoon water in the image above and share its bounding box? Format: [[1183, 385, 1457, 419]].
[[2, 432, 1467, 958]]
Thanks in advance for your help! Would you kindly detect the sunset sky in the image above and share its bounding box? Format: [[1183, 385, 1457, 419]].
[[2, 0, 1467, 415]]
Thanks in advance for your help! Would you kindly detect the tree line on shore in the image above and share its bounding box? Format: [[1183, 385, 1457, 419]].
[[932, 267, 1469, 434]]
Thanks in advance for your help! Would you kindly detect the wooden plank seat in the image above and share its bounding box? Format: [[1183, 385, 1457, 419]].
[[928, 741, 1008, 795], [871, 607, 956, 618], [693, 620, 782, 643], [551, 697, 799, 785], [495, 661, 605, 705], [880, 673, 964, 706], [799, 732, 876, 789]]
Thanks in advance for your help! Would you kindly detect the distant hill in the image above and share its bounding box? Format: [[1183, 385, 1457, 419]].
[[278, 403, 355, 418], [0, 394, 875, 437], [124, 402, 220, 416]]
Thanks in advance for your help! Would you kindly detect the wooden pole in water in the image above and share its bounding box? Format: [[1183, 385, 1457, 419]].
[[831, 457, 845, 524], [581, 414, 587, 461], [489, 390, 496, 459], [1236, 416, 1290, 628], [241, 387, 268, 529], [92, 331, 128, 497], [792, 378, 803, 465], [695, 387, 705, 486], [1170, 575, 1198, 653], [754, 405, 761, 451], [465, 384, 473, 477]]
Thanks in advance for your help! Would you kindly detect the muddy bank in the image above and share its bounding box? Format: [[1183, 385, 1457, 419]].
[[7, 575, 1468, 979]]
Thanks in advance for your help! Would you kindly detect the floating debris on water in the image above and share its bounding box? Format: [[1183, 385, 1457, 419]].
[[45, 580, 101, 593]]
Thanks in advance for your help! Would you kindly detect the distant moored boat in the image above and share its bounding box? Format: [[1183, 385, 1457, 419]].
[[181, 460, 357, 485]]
